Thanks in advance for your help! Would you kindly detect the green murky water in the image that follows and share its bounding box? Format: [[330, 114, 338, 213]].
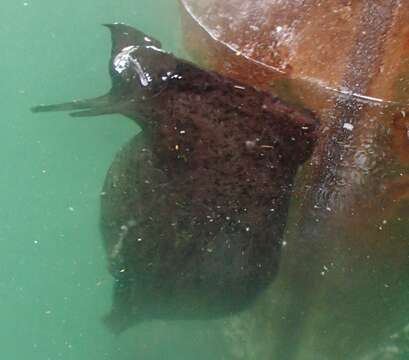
[[1, 1, 225, 359], [4, 1, 409, 360]]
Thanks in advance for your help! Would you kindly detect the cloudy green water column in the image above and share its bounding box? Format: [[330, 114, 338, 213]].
[[0, 1, 224, 359]]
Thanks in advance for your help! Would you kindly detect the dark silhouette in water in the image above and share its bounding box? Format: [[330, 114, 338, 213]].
[[32, 24, 317, 333]]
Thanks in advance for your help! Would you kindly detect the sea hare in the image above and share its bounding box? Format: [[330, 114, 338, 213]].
[[32, 24, 317, 333]]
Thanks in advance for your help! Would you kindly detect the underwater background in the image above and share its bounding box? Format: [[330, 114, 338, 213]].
[[1, 0, 227, 359], [4, 0, 409, 359]]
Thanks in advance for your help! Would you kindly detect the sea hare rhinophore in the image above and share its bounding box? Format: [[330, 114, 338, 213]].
[[32, 24, 317, 333]]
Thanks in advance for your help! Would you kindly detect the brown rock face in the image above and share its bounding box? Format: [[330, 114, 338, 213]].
[[32, 24, 317, 333]]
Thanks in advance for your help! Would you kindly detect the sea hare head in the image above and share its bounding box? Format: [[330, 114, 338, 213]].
[[32, 24, 318, 334]]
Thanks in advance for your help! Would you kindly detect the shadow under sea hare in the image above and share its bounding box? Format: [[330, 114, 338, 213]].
[[32, 24, 317, 333]]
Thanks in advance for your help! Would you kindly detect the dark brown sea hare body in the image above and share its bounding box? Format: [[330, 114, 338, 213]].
[[32, 24, 317, 333]]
